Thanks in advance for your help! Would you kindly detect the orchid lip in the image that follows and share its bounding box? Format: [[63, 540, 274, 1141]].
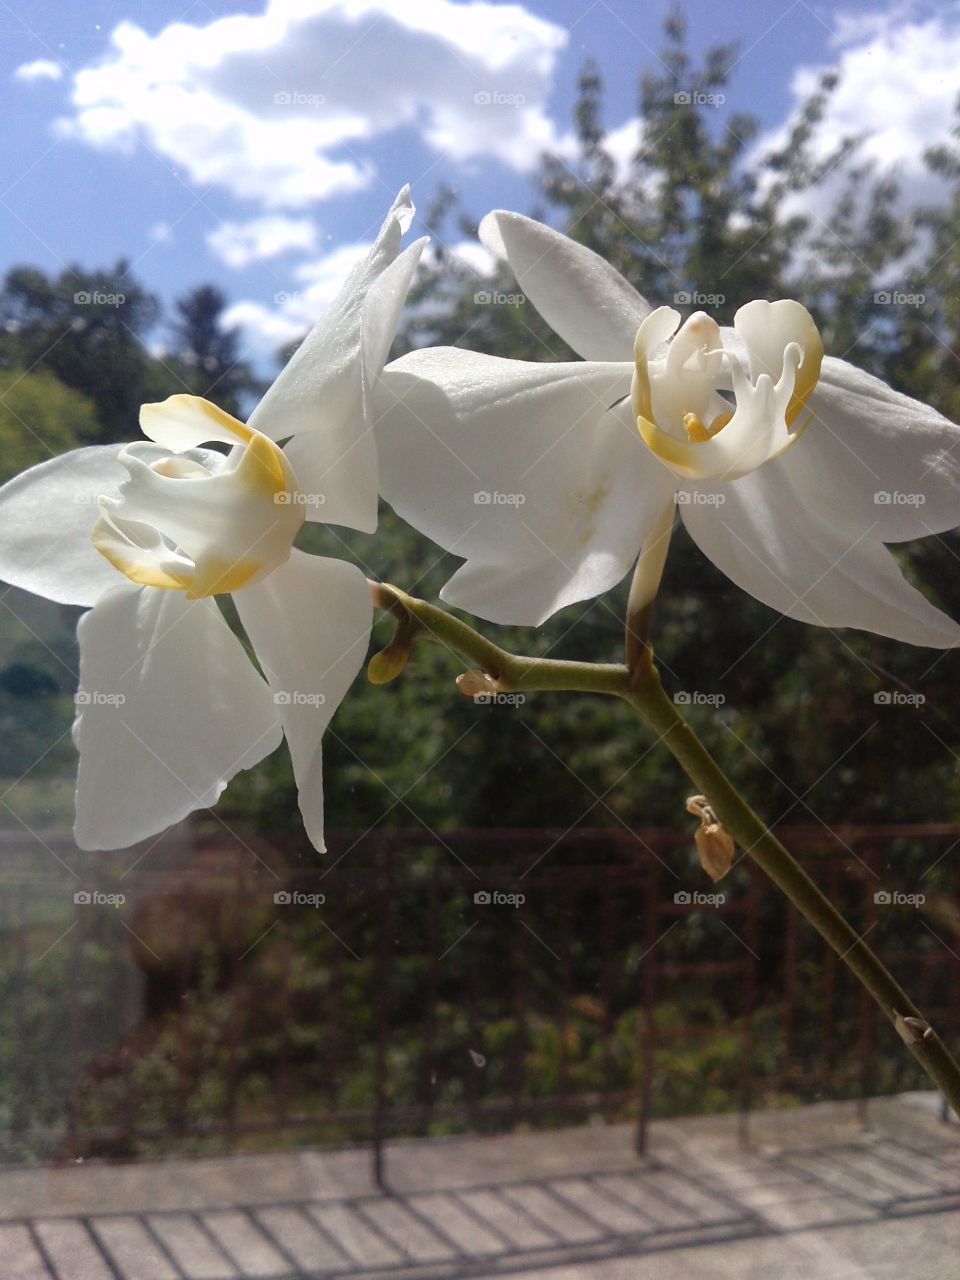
[[631, 301, 824, 484], [90, 395, 305, 599]]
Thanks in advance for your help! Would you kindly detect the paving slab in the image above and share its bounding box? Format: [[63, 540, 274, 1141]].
[[0, 1093, 956, 1279]]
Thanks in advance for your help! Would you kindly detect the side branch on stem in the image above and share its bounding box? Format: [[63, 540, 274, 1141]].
[[368, 581, 629, 695]]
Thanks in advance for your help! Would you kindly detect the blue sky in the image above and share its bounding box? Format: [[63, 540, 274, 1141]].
[[2, 0, 957, 365]]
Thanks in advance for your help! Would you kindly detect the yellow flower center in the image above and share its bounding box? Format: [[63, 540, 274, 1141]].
[[631, 302, 824, 483], [91, 396, 303, 599]]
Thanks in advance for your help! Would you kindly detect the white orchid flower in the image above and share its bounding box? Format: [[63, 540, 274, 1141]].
[[374, 210, 960, 647], [0, 189, 426, 852]]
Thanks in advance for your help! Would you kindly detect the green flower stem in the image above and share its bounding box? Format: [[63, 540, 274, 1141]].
[[368, 582, 628, 694], [369, 581, 960, 1119], [623, 662, 960, 1121], [624, 500, 675, 673]]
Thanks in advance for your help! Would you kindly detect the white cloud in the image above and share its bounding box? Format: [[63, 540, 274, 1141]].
[[827, 1, 927, 51], [55, 0, 568, 209], [447, 239, 497, 275], [228, 233, 501, 357], [223, 240, 374, 352], [756, 7, 960, 217], [15, 60, 63, 83], [208, 216, 319, 269], [604, 117, 641, 182], [421, 239, 497, 275]]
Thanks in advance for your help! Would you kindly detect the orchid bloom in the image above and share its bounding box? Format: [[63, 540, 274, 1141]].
[[0, 189, 426, 852], [374, 211, 960, 647]]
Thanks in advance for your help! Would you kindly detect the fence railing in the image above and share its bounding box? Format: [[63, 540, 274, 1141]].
[[1, 823, 958, 1178]]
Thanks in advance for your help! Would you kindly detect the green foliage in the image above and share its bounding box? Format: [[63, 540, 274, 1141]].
[[0, 590, 78, 784], [0, 368, 100, 483], [0, 262, 172, 442], [2, 8, 960, 1157], [6, 842, 946, 1161], [167, 284, 262, 416]]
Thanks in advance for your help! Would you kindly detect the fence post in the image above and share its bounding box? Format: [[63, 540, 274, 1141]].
[[944, 854, 960, 1125], [857, 846, 877, 1128], [372, 834, 393, 1190], [738, 868, 760, 1147], [635, 859, 660, 1155]]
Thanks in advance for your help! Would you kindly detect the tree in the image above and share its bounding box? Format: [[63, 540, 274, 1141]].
[[168, 285, 261, 417], [0, 368, 100, 483], [0, 262, 175, 443]]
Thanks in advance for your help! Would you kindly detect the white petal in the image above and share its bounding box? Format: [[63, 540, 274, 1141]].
[[248, 189, 426, 534], [140, 395, 252, 451], [375, 349, 675, 625], [0, 446, 131, 606], [731, 299, 823, 417], [793, 357, 960, 541], [89, 506, 196, 592], [362, 239, 429, 394], [232, 550, 372, 852], [681, 461, 960, 647], [74, 585, 283, 849], [265, 240, 427, 534], [479, 211, 650, 360]]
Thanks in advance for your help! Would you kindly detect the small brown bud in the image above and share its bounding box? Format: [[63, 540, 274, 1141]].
[[686, 795, 734, 882], [694, 822, 735, 882], [456, 670, 500, 698]]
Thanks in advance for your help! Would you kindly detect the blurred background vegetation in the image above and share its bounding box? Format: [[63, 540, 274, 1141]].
[[2, 10, 960, 1158]]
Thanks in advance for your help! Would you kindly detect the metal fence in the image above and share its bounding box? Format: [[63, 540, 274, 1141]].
[[1, 824, 958, 1179]]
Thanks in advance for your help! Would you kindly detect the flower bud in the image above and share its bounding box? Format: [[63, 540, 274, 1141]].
[[457, 670, 500, 698], [694, 821, 735, 882], [686, 794, 734, 881], [367, 648, 409, 684]]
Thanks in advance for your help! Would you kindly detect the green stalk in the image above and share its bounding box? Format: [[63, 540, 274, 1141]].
[[368, 582, 627, 694], [369, 580, 960, 1118], [624, 660, 960, 1120]]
